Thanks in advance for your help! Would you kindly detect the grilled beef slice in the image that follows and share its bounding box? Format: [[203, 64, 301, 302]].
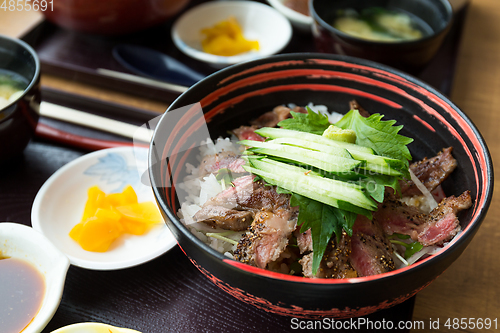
[[233, 105, 308, 141], [294, 228, 313, 254], [350, 216, 396, 277], [232, 125, 265, 142], [250, 105, 307, 128], [374, 191, 472, 246], [299, 230, 358, 279], [194, 175, 295, 231], [416, 191, 472, 246], [349, 99, 371, 118], [401, 147, 458, 196], [198, 151, 246, 178], [193, 175, 255, 231], [234, 210, 297, 269]]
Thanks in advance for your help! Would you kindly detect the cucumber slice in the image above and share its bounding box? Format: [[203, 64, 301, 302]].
[[240, 140, 361, 173], [267, 137, 352, 158], [255, 127, 374, 155], [245, 158, 377, 211], [252, 127, 402, 175]]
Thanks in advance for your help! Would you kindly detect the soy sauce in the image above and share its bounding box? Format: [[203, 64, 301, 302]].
[[0, 257, 45, 333]]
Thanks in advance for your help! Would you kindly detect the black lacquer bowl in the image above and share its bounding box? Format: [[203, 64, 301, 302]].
[[149, 54, 492, 318], [310, 0, 453, 74], [0, 34, 40, 163]]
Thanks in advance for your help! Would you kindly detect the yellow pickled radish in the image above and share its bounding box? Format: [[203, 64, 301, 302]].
[[69, 185, 163, 252], [121, 218, 149, 236], [115, 202, 163, 225], [76, 216, 122, 252], [106, 185, 137, 207], [69, 222, 84, 241], [201, 16, 259, 56], [116, 202, 163, 235], [80, 186, 106, 222]]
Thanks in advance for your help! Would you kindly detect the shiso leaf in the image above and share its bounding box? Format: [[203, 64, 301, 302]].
[[335, 109, 413, 177], [277, 106, 331, 135], [291, 194, 356, 275]]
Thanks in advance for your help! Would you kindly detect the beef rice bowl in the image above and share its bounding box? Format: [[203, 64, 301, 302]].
[[149, 54, 492, 318]]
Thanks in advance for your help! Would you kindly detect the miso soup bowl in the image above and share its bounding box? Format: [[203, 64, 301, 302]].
[[149, 53, 492, 318], [0, 34, 40, 163], [310, 0, 453, 74]]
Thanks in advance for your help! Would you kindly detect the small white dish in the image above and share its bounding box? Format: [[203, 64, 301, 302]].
[[31, 147, 177, 270], [266, 0, 313, 33], [172, 1, 292, 66], [0, 222, 70, 333], [51, 322, 141, 333]]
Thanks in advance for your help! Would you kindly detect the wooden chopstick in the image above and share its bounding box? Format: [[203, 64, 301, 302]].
[[39, 102, 154, 143]]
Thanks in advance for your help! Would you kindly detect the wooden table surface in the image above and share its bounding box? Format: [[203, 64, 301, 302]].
[[1, 1, 499, 332]]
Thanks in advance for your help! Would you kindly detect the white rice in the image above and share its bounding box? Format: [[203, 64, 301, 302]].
[[177, 137, 244, 254]]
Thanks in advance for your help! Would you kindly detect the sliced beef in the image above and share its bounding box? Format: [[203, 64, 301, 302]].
[[232, 105, 309, 141], [374, 190, 472, 246], [198, 151, 246, 178], [373, 194, 425, 239], [250, 105, 291, 128], [294, 228, 313, 254], [226, 176, 293, 213], [232, 125, 265, 142], [250, 105, 307, 128], [300, 230, 358, 279], [195, 175, 254, 211], [193, 207, 253, 231], [417, 191, 472, 246], [350, 216, 395, 277], [234, 210, 297, 269], [349, 99, 371, 118], [193, 175, 255, 230], [194, 175, 295, 231], [401, 147, 457, 196]]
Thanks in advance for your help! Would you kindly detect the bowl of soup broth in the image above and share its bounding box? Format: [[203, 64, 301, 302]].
[[310, 0, 453, 74], [0, 34, 41, 162]]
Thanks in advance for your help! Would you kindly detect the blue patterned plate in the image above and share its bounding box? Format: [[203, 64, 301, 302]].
[[32, 147, 176, 270]]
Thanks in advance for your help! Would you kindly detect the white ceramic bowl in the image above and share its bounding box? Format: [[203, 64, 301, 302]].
[[0, 222, 70, 333], [172, 1, 292, 66], [266, 0, 313, 32], [31, 147, 177, 270], [51, 322, 141, 333]]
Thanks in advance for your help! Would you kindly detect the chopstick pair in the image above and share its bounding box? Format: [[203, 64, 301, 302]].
[[36, 102, 153, 151]]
